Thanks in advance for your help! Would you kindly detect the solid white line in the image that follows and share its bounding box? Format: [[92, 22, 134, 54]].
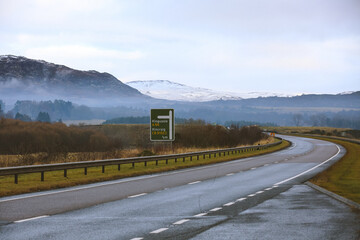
[[188, 181, 201, 185], [194, 213, 207, 217], [265, 187, 272, 191], [273, 185, 279, 188], [130, 238, 143, 240], [150, 228, 168, 234], [173, 219, 190, 225], [248, 194, 256, 197], [275, 145, 341, 186], [15, 215, 49, 223], [128, 193, 147, 198], [236, 198, 246, 202], [256, 191, 264, 194], [223, 202, 235, 206], [209, 207, 222, 212], [226, 173, 234, 176]]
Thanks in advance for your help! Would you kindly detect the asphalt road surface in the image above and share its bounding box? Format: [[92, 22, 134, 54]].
[[1, 135, 359, 239]]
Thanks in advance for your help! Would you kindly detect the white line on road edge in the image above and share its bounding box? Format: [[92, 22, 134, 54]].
[[236, 198, 246, 202], [209, 207, 222, 212], [250, 167, 256, 170], [150, 228, 168, 234], [248, 194, 256, 197], [275, 145, 341, 186], [265, 187, 272, 191], [194, 213, 207, 217], [256, 191, 264, 194], [128, 193, 147, 198], [226, 173, 234, 176], [188, 181, 201, 185], [173, 219, 190, 225], [14, 215, 49, 223], [223, 202, 235, 206], [130, 238, 143, 240]]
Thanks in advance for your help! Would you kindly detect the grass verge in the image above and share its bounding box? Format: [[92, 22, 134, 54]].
[[308, 137, 360, 204], [0, 140, 290, 197]]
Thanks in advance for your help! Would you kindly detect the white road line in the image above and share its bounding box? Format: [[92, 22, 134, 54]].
[[128, 193, 147, 198], [14, 215, 49, 223], [236, 198, 246, 202], [265, 187, 272, 191], [194, 213, 207, 217], [209, 207, 222, 212], [264, 164, 269, 166], [272, 185, 279, 188], [247, 194, 256, 197], [173, 219, 190, 225], [256, 191, 264, 194], [130, 238, 143, 240], [274, 161, 279, 164], [223, 202, 235, 206], [250, 167, 256, 170], [188, 181, 201, 185], [226, 173, 234, 176], [150, 228, 168, 234], [275, 145, 341, 186]]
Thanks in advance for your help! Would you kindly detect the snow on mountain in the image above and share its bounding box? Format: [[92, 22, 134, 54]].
[[126, 80, 295, 101]]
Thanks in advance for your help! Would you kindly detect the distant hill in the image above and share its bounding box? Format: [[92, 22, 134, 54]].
[[0, 55, 145, 106]]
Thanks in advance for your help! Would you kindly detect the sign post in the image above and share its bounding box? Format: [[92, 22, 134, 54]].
[[150, 109, 175, 141]]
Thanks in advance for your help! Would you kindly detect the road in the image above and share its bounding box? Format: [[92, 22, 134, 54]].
[[0, 135, 359, 239]]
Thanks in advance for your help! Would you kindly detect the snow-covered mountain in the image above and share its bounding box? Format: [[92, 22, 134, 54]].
[[126, 80, 294, 101]]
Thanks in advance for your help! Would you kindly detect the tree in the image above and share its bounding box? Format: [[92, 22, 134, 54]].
[[15, 112, 32, 122], [292, 114, 303, 126], [36, 112, 51, 123]]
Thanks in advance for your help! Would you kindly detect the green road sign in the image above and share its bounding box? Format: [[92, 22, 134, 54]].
[[150, 109, 175, 141]]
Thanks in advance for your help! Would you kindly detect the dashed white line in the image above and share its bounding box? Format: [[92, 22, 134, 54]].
[[194, 213, 207, 217], [130, 238, 143, 240], [250, 167, 257, 170], [128, 193, 147, 198], [256, 191, 264, 194], [247, 194, 256, 197], [236, 198, 246, 202], [209, 207, 222, 212], [273, 185, 279, 188], [188, 181, 201, 185], [14, 215, 49, 223], [265, 187, 272, 191], [223, 202, 235, 206], [173, 219, 190, 225], [150, 228, 168, 234], [274, 161, 279, 164], [226, 173, 234, 176], [264, 164, 269, 166]]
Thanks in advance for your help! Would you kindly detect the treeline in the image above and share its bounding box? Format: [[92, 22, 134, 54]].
[[224, 120, 278, 128], [102, 116, 206, 125], [175, 124, 266, 148], [0, 118, 121, 155]]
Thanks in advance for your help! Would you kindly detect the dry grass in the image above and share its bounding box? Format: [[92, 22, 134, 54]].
[[0, 139, 289, 197]]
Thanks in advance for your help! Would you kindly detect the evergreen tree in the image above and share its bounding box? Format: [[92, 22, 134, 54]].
[[36, 112, 51, 123], [15, 112, 32, 122]]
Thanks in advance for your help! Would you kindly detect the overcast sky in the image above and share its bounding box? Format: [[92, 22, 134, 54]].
[[1, 0, 359, 94]]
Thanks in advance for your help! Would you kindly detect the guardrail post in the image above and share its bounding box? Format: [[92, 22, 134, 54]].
[[64, 169, 67, 177], [209, 153, 211, 159], [175, 158, 177, 163], [102, 165, 105, 173], [132, 162, 135, 168], [190, 156, 192, 161], [197, 155, 199, 160], [118, 164, 121, 171], [15, 174, 18, 184], [41, 171, 44, 182], [214, 153, 216, 158], [203, 154, 205, 159], [144, 161, 147, 167], [183, 157, 185, 162], [84, 167, 87, 175], [156, 160, 158, 165], [166, 159, 168, 164]]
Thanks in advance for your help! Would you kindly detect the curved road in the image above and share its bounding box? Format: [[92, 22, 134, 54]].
[[0, 135, 358, 239]]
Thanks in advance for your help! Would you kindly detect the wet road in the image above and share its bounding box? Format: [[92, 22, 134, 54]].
[[1, 135, 358, 239]]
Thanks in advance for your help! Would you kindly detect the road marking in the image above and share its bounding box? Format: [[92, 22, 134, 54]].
[[223, 202, 235, 206], [256, 191, 264, 194], [265, 187, 272, 191], [248, 194, 256, 197], [250, 167, 256, 170], [188, 181, 201, 185], [236, 198, 246, 202], [275, 145, 341, 186], [194, 213, 207, 217], [226, 173, 234, 176], [284, 159, 288, 161], [209, 207, 222, 212], [173, 219, 190, 225], [128, 193, 147, 198], [130, 238, 143, 240], [15, 215, 49, 223], [273, 185, 279, 188], [150, 228, 168, 234], [274, 161, 279, 164], [264, 164, 269, 166]]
